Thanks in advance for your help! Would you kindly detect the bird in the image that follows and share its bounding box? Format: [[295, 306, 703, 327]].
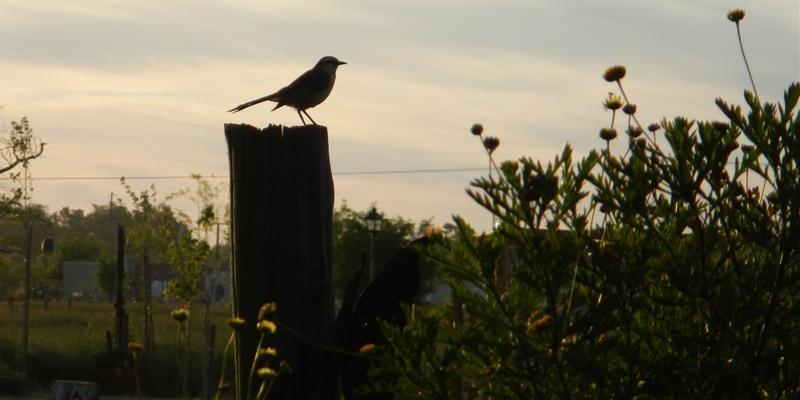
[[228, 56, 347, 126]]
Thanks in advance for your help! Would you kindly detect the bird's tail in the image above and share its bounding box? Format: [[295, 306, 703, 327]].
[[227, 93, 277, 113]]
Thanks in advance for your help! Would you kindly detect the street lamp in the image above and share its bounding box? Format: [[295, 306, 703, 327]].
[[365, 207, 383, 281]]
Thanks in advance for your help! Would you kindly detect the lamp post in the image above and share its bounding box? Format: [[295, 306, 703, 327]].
[[22, 229, 54, 389], [364, 207, 383, 281]]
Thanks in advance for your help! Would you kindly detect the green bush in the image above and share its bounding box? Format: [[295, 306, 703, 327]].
[[370, 11, 800, 397]]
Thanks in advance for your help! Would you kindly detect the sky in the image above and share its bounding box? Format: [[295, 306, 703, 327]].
[[1, 0, 798, 233]]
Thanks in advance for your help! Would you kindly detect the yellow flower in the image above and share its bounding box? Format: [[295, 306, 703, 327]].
[[171, 308, 189, 322], [358, 343, 377, 354], [257, 320, 277, 334], [257, 367, 278, 380], [228, 317, 247, 331], [258, 347, 278, 358], [603, 93, 624, 111], [128, 341, 144, 355]]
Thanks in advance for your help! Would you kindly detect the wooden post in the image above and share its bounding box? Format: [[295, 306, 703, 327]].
[[226, 124, 336, 400]]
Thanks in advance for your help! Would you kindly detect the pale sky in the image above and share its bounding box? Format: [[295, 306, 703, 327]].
[[1, 0, 798, 232]]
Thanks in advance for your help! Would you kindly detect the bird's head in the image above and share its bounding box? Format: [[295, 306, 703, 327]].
[[316, 56, 347, 73]]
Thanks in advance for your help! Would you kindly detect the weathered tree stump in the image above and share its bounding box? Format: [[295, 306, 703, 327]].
[[225, 124, 336, 400]]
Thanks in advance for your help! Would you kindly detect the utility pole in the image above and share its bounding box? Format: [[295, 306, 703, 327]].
[[21, 222, 32, 389], [114, 225, 129, 370]]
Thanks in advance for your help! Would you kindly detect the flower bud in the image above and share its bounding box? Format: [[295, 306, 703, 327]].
[[622, 103, 637, 115], [482, 136, 500, 154], [603, 65, 627, 82], [470, 123, 484, 136], [600, 128, 618, 141], [727, 9, 745, 23]]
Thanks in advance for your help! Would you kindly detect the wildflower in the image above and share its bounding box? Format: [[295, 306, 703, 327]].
[[599, 128, 618, 141], [470, 123, 484, 136], [622, 103, 637, 115], [603, 93, 624, 111], [712, 121, 730, 133], [603, 65, 627, 82], [258, 303, 278, 321], [424, 225, 443, 239], [257, 367, 278, 380], [228, 317, 247, 331], [258, 347, 278, 358], [128, 341, 144, 355], [257, 320, 277, 334], [171, 308, 189, 322], [727, 9, 745, 23], [359, 343, 377, 354], [647, 123, 661, 133], [482, 136, 500, 154], [627, 126, 643, 138]]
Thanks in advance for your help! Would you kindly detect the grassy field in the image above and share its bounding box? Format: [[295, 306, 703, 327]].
[[0, 299, 234, 397]]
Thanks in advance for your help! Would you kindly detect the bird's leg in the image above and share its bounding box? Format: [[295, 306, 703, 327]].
[[297, 110, 307, 126], [302, 110, 318, 126]]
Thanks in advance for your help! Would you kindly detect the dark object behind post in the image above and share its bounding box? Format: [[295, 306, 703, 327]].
[[226, 124, 336, 400]]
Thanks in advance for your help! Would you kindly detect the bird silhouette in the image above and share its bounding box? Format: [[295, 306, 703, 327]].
[[228, 56, 347, 126]]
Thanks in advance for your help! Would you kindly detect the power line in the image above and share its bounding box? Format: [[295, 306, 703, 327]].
[[0, 167, 488, 181]]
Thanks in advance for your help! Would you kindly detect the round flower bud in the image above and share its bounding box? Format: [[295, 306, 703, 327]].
[[727, 9, 745, 23], [647, 123, 661, 133], [470, 123, 484, 136], [622, 103, 637, 115], [603, 65, 627, 82], [482, 136, 500, 154], [627, 126, 643, 138], [600, 128, 618, 141]]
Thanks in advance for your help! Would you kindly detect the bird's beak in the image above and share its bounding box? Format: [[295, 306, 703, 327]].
[[338, 60, 347, 65]]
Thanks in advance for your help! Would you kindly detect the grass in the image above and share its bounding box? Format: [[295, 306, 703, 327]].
[[0, 299, 234, 397]]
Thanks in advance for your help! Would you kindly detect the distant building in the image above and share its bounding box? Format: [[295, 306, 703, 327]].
[[62, 261, 102, 299]]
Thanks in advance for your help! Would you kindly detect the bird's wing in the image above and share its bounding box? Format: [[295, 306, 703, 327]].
[[227, 93, 279, 113], [271, 67, 331, 108]]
